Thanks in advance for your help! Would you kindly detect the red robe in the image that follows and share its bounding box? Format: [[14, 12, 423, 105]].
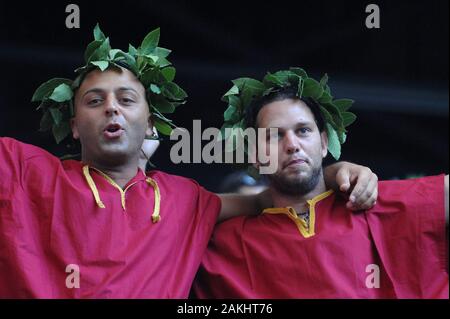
[[194, 175, 448, 298], [0, 137, 221, 298]]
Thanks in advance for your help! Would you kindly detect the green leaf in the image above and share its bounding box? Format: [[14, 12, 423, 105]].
[[112, 51, 138, 73], [156, 57, 171, 68], [338, 132, 347, 144], [272, 70, 293, 84], [49, 84, 73, 102], [161, 82, 187, 101], [323, 103, 344, 129], [141, 68, 166, 87], [297, 78, 304, 98], [52, 121, 71, 144], [145, 54, 160, 64], [302, 78, 323, 99], [240, 87, 254, 109], [262, 87, 276, 96], [227, 95, 242, 110], [287, 72, 301, 86], [84, 40, 103, 62], [234, 78, 266, 108], [232, 78, 265, 93], [90, 61, 109, 71], [325, 123, 341, 160], [32, 78, 72, 102], [151, 95, 175, 113], [39, 110, 53, 132], [289, 67, 308, 78], [154, 118, 173, 136], [161, 67, 176, 82], [224, 105, 240, 122], [154, 47, 171, 58], [93, 23, 106, 41], [318, 90, 332, 104], [319, 105, 336, 128], [140, 28, 160, 55], [128, 44, 138, 56], [150, 84, 161, 94], [88, 38, 111, 63], [223, 85, 239, 98], [263, 73, 285, 86], [49, 108, 63, 126], [108, 49, 122, 60], [320, 73, 329, 87], [333, 99, 354, 112], [342, 112, 357, 127], [151, 108, 174, 124]]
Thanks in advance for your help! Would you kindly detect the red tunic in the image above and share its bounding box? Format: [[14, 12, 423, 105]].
[[0, 137, 221, 298], [194, 175, 448, 298]]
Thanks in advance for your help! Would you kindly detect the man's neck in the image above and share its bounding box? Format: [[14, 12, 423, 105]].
[[83, 157, 140, 189], [270, 178, 327, 214]]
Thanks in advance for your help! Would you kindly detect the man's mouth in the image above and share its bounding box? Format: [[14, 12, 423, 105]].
[[283, 158, 308, 169], [103, 123, 124, 139]]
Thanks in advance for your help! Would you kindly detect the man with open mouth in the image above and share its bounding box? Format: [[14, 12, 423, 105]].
[[0, 25, 378, 298]]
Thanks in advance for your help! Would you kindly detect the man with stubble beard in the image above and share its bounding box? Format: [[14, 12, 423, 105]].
[[193, 71, 448, 299]]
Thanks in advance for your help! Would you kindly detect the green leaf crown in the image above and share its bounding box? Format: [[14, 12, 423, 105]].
[[32, 24, 187, 144], [220, 67, 356, 160]]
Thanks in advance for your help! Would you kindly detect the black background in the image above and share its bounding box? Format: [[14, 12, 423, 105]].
[[0, 0, 448, 191]]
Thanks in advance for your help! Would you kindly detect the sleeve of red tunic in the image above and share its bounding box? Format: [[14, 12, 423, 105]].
[[0, 137, 60, 193], [365, 175, 448, 298], [0, 137, 25, 183], [147, 171, 222, 297]]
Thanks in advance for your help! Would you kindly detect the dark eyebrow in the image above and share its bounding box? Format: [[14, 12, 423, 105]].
[[295, 121, 314, 127], [82, 88, 104, 98], [82, 87, 139, 98], [117, 87, 138, 94]]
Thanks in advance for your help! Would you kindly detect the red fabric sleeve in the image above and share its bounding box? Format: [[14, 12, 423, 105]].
[[0, 137, 58, 186], [365, 175, 448, 298]]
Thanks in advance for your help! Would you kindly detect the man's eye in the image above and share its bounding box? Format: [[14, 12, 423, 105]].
[[297, 128, 311, 134], [88, 98, 102, 105], [120, 98, 135, 104]]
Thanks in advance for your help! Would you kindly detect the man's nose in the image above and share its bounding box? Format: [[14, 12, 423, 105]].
[[284, 131, 300, 154], [104, 96, 119, 116]]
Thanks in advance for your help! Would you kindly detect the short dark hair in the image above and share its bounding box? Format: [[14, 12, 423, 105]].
[[244, 87, 325, 132]]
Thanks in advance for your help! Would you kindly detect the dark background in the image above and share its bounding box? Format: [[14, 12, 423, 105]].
[[0, 0, 448, 192]]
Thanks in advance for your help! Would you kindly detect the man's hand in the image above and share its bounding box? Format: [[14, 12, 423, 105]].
[[139, 129, 160, 172], [324, 162, 378, 211]]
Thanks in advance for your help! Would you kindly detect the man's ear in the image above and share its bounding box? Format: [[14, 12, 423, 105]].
[[145, 114, 155, 137], [320, 131, 328, 158], [70, 118, 80, 140]]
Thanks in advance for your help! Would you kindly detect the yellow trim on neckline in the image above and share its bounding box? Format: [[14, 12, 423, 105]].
[[262, 189, 334, 238], [82, 165, 161, 223]]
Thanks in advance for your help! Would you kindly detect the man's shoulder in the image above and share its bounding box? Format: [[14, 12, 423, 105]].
[[0, 137, 56, 161], [147, 169, 197, 184], [378, 175, 445, 195], [146, 170, 212, 195], [369, 175, 445, 213]]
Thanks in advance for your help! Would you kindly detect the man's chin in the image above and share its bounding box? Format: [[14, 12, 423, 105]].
[[96, 143, 134, 160], [283, 168, 311, 180]]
